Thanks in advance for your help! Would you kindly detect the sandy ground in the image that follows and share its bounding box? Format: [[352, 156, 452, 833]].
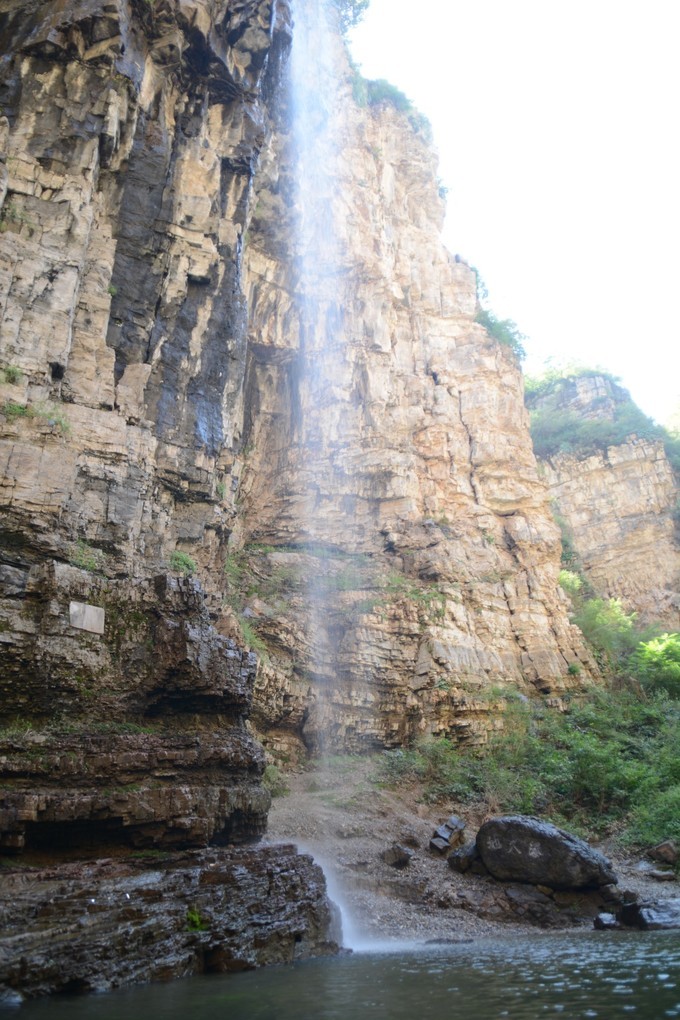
[[265, 756, 678, 949]]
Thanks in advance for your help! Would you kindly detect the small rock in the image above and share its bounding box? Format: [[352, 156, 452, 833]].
[[429, 815, 465, 855], [448, 841, 479, 874], [618, 898, 680, 930], [380, 844, 414, 870], [649, 869, 676, 882], [429, 836, 451, 855], [594, 912, 621, 930], [650, 840, 679, 866], [600, 883, 624, 906]]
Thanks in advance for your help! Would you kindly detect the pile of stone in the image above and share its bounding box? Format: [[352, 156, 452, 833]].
[[429, 815, 466, 855]]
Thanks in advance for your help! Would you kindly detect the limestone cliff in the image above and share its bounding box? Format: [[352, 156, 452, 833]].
[[0, 0, 296, 857], [235, 23, 595, 757], [526, 373, 679, 628], [0, 0, 342, 999], [0, 0, 596, 799]]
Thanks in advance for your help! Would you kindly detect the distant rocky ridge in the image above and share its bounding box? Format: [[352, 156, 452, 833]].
[[526, 372, 679, 629]]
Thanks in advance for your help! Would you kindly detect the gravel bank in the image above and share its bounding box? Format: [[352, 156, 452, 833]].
[[265, 756, 679, 948]]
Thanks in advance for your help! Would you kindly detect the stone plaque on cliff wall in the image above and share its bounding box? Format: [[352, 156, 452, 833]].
[[69, 602, 105, 635]]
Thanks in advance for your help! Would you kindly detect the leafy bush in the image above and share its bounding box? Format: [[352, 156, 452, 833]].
[[239, 616, 269, 661], [379, 682, 680, 846], [1, 401, 70, 434], [633, 633, 680, 695], [572, 597, 638, 664], [70, 540, 106, 574], [475, 308, 526, 361], [262, 764, 289, 798], [558, 569, 583, 598], [526, 368, 679, 470], [169, 551, 197, 575], [349, 73, 432, 139], [365, 78, 412, 111], [186, 907, 207, 932], [626, 786, 680, 847], [0, 365, 22, 385]]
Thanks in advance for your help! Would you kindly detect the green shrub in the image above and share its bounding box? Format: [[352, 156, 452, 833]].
[[262, 764, 289, 798], [475, 308, 526, 361], [551, 512, 582, 575], [572, 597, 637, 664], [626, 786, 680, 848], [1, 365, 22, 385], [558, 569, 583, 599], [186, 907, 207, 932], [352, 77, 432, 139], [169, 551, 197, 575], [526, 368, 679, 468], [70, 540, 106, 573], [379, 682, 680, 844], [239, 617, 269, 661], [2, 401, 31, 420], [633, 633, 680, 695], [2, 401, 70, 434], [365, 78, 412, 111]]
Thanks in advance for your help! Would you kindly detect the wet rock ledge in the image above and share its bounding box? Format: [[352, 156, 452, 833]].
[[0, 845, 338, 1005]]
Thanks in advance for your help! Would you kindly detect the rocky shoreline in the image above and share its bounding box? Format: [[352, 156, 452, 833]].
[[0, 844, 339, 1005], [266, 758, 680, 945]]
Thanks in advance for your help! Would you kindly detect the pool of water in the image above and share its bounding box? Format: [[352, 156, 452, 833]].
[[7, 932, 680, 1019]]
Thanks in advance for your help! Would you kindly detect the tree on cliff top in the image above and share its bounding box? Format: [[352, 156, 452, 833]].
[[331, 0, 370, 33]]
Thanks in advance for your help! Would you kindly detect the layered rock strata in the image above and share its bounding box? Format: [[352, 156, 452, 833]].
[[0, 0, 290, 852], [235, 24, 596, 756], [0, 0, 596, 779], [0, 1, 341, 985], [0, 845, 338, 1003]]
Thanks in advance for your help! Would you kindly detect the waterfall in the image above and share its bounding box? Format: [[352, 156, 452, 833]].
[[286, 0, 367, 949], [289, 0, 350, 754]]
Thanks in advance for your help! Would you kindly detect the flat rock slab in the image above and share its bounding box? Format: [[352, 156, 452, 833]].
[[69, 600, 105, 634], [477, 815, 617, 890]]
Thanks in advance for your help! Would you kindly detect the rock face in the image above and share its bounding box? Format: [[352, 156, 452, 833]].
[[230, 15, 598, 756], [476, 815, 617, 890], [0, 845, 338, 1002], [0, 0, 296, 851], [0, 0, 595, 765], [527, 374, 679, 628], [0, 0, 340, 997]]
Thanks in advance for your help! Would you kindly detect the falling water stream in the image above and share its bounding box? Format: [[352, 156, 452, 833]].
[[289, 0, 350, 755]]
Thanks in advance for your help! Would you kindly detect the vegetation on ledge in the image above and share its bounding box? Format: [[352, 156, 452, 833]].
[[349, 62, 432, 140], [380, 679, 680, 850], [470, 269, 527, 361]]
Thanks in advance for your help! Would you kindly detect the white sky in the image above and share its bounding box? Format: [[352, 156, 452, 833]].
[[349, 0, 680, 425]]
